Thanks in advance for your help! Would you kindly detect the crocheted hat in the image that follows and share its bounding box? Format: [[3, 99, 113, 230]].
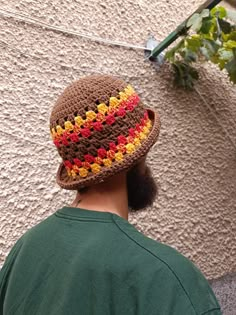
[[50, 75, 161, 190]]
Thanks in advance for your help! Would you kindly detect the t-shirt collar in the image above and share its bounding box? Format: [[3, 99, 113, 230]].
[[56, 206, 115, 222]]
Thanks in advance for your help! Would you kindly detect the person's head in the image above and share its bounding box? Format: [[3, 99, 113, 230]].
[[50, 75, 160, 210]]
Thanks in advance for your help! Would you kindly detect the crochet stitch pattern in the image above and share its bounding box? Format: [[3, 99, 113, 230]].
[[50, 75, 161, 190], [51, 85, 139, 148], [64, 113, 152, 179]]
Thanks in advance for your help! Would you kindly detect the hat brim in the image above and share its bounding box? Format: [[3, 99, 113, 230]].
[[56, 109, 161, 190]]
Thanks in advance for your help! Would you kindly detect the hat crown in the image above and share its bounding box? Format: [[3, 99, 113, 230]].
[[49, 74, 159, 189], [50, 75, 128, 127]]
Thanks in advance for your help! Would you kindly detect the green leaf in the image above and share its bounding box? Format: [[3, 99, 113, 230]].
[[211, 6, 227, 19], [201, 33, 214, 40], [200, 9, 210, 19], [218, 59, 227, 70], [165, 39, 185, 61], [217, 48, 234, 69], [218, 19, 233, 34], [184, 49, 198, 62], [210, 55, 220, 64], [218, 48, 234, 61], [185, 35, 202, 52], [224, 40, 236, 49], [172, 62, 199, 90], [200, 47, 210, 59], [228, 31, 236, 41], [200, 17, 214, 34], [165, 48, 176, 61], [226, 10, 236, 23], [187, 10, 210, 32], [187, 13, 203, 31], [203, 39, 220, 54], [187, 13, 200, 28], [225, 56, 236, 83]]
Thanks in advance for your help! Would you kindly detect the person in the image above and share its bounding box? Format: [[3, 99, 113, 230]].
[[0, 75, 222, 315]]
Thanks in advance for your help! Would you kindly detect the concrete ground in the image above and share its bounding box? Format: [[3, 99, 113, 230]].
[[210, 273, 236, 315]]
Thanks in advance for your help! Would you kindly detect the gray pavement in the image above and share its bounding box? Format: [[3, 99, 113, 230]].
[[210, 273, 236, 315]]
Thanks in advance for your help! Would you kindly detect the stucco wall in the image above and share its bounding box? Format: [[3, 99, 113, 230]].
[[0, 0, 236, 283]]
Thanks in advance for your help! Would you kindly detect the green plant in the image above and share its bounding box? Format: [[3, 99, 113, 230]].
[[165, 6, 236, 89]]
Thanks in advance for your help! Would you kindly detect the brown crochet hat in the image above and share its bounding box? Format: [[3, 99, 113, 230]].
[[50, 75, 161, 190]]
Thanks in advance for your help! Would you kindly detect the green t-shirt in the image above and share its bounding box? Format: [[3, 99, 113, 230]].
[[0, 207, 221, 315]]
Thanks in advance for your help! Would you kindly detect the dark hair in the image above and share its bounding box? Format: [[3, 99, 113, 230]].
[[78, 187, 89, 194], [127, 164, 158, 211]]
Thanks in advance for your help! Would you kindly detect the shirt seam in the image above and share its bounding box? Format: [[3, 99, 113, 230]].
[[112, 215, 198, 315], [201, 307, 221, 315], [54, 212, 113, 223]]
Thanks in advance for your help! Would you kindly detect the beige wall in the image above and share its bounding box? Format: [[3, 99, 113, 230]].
[[0, 0, 235, 280]]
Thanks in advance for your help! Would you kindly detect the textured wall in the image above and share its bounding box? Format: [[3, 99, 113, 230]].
[[0, 0, 236, 282]]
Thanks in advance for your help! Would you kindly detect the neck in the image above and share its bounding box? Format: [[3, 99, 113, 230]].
[[71, 173, 129, 220]]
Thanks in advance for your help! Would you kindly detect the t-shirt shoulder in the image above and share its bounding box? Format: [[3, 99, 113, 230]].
[[112, 214, 221, 315], [1, 215, 55, 273]]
